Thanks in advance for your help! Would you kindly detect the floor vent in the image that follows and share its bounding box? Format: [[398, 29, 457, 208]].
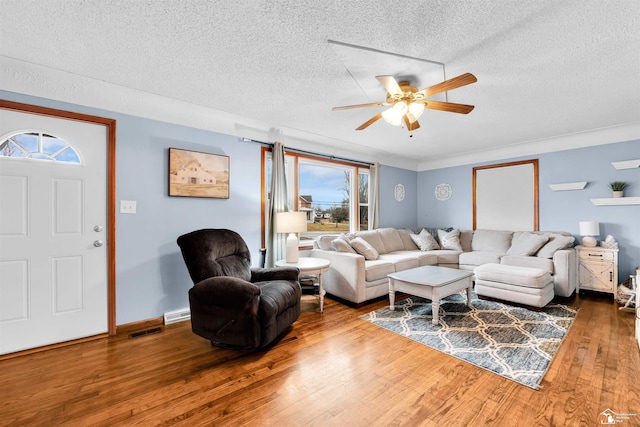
[[129, 327, 163, 339], [164, 308, 191, 325]]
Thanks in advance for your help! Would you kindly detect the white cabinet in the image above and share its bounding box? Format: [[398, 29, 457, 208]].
[[576, 245, 619, 296]]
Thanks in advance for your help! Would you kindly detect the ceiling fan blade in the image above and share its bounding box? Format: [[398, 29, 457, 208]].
[[376, 75, 403, 96], [332, 102, 387, 111], [356, 113, 383, 130], [424, 100, 475, 114], [403, 115, 420, 131], [420, 73, 477, 97]]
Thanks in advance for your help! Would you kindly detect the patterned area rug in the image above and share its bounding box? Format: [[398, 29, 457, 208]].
[[360, 292, 578, 389]]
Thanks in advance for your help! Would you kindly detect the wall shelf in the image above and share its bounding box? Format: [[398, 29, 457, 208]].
[[549, 181, 587, 191], [612, 159, 640, 169], [591, 196, 640, 206]]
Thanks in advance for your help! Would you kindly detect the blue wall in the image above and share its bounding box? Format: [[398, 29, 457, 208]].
[[379, 165, 418, 228], [2, 91, 263, 324], [2, 90, 639, 324], [417, 139, 640, 279], [114, 120, 263, 323]]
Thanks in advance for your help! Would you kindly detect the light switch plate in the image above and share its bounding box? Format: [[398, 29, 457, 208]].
[[120, 200, 137, 214]]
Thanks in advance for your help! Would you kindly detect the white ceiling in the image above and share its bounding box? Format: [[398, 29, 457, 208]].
[[1, 0, 639, 170]]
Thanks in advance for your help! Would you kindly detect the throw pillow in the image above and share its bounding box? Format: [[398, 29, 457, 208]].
[[350, 237, 379, 260], [410, 229, 440, 251], [331, 234, 356, 254], [536, 234, 575, 258], [506, 232, 550, 256], [437, 228, 463, 251], [471, 229, 513, 252], [315, 235, 337, 251]]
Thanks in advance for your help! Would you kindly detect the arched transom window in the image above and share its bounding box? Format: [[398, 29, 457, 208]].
[[0, 132, 81, 164]]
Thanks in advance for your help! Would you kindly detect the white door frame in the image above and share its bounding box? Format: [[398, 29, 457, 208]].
[[0, 99, 117, 337]]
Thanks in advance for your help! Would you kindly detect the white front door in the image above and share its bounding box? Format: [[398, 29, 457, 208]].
[[0, 108, 108, 355]]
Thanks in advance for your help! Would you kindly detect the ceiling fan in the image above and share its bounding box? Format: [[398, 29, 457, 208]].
[[332, 73, 477, 136]]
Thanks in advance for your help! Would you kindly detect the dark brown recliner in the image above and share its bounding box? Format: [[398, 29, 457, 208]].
[[177, 229, 301, 349]]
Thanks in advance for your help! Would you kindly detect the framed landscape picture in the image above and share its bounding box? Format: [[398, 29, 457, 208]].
[[168, 147, 230, 198]]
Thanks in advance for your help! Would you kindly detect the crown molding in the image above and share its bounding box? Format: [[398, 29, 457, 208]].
[[2, 56, 635, 173]]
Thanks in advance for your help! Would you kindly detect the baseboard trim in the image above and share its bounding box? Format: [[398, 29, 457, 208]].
[[1, 316, 171, 360], [115, 316, 165, 339], [0, 333, 109, 361]]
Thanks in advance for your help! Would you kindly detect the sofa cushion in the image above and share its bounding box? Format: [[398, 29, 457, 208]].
[[459, 229, 474, 252], [459, 250, 503, 266], [377, 228, 405, 252], [536, 233, 575, 258], [389, 250, 438, 266], [354, 230, 387, 254], [377, 253, 420, 271], [410, 229, 440, 251], [363, 260, 395, 282], [397, 228, 419, 250], [437, 228, 463, 251], [471, 229, 513, 253], [331, 234, 356, 253], [500, 255, 554, 274], [350, 237, 379, 260], [474, 263, 552, 289], [417, 249, 460, 265], [506, 232, 550, 256]]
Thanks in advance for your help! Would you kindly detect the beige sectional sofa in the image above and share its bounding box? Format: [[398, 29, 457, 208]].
[[309, 227, 576, 305]]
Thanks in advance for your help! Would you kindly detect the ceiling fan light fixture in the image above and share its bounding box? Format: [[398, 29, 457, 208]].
[[382, 101, 407, 126], [408, 102, 425, 120], [333, 72, 476, 132], [381, 108, 402, 126]]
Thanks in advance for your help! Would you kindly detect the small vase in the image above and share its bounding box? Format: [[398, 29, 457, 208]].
[[613, 191, 624, 198]]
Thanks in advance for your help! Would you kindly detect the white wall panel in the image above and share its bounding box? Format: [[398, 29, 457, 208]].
[[52, 178, 83, 235], [0, 174, 28, 237], [52, 256, 83, 314], [0, 259, 29, 323]]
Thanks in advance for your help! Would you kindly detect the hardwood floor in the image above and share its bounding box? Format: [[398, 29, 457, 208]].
[[1, 293, 639, 426]]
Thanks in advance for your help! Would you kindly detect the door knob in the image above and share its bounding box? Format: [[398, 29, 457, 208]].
[[94, 240, 104, 247], [94, 225, 103, 232]]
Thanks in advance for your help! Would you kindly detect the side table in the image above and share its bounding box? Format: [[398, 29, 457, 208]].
[[575, 245, 619, 297], [276, 257, 331, 312]]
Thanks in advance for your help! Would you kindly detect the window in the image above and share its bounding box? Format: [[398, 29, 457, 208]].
[[262, 148, 370, 246], [0, 132, 80, 163]]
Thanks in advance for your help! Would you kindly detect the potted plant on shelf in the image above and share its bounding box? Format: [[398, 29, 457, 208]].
[[609, 181, 628, 198]]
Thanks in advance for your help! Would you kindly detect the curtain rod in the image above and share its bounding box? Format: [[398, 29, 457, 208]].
[[239, 137, 373, 167]]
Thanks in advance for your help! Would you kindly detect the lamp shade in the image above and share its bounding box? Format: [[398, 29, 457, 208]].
[[579, 221, 600, 247], [276, 211, 307, 263], [276, 211, 307, 234], [579, 221, 600, 236]]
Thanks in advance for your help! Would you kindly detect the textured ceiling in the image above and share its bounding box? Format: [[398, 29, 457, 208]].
[[1, 0, 639, 169]]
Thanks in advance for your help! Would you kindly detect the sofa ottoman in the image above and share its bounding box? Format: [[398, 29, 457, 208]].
[[474, 263, 554, 308]]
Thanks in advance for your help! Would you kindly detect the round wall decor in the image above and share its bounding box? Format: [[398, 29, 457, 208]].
[[435, 183, 452, 201], [394, 184, 405, 201]]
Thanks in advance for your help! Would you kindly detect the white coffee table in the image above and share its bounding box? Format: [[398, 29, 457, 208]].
[[388, 266, 474, 324], [276, 257, 330, 313]]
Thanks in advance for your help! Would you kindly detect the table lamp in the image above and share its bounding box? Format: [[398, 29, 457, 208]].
[[579, 221, 600, 247], [276, 211, 307, 263]]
